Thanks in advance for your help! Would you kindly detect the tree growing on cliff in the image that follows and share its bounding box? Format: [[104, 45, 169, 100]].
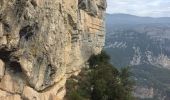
[[65, 51, 135, 100]]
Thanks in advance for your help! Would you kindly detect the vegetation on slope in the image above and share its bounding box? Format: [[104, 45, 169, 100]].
[[65, 51, 134, 100]]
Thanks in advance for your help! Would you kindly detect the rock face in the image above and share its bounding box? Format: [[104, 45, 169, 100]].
[[133, 86, 154, 99], [0, 0, 106, 99], [0, 59, 5, 79]]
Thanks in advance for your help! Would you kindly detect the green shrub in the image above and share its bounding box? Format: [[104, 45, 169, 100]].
[[65, 50, 135, 100], [68, 91, 85, 100]]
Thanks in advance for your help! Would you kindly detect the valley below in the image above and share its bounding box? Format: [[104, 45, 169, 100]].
[[105, 14, 170, 100]]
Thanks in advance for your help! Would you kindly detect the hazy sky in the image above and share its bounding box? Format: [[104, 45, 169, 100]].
[[106, 0, 170, 17]]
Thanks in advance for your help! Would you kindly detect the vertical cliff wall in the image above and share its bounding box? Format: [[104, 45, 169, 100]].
[[0, 0, 106, 99]]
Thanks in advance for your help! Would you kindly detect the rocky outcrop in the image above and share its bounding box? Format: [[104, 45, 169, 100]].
[[133, 86, 154, 99], [0, 59, 5, 79], [0, 0, 106, 99]]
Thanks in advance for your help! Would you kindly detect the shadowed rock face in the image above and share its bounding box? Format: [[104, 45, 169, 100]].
[[0, 0, 106, 99]]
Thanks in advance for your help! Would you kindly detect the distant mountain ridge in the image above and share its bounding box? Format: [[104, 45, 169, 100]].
[[106, 13, 170, 25]]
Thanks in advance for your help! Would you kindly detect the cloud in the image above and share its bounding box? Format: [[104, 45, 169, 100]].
[[106, 0, 170, 17]]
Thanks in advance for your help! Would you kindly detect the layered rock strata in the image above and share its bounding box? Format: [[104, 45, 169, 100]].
[[0, 0, 106, 99]]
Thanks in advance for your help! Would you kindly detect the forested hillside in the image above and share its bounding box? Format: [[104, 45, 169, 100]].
[[105, 14, 170, 100]]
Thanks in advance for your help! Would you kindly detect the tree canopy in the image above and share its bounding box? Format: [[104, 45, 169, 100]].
[[65, 51, 135, 100]]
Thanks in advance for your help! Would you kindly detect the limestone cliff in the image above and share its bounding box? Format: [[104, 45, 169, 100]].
[[0, 0, 106, 99]]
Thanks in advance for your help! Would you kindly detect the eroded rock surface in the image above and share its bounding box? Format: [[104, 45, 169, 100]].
[[0, 0, 106, 99], [0, 59, 5, 79]]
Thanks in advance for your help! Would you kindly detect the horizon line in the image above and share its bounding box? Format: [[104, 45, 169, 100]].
[[106, 13, 170, 18]]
